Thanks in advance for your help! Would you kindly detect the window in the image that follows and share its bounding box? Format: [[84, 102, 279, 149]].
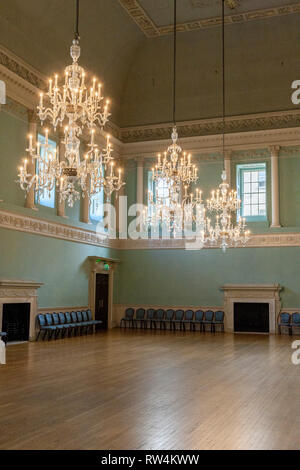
[[237, 163, 267, 220], [148, 171, 174, 208], [90, 189, 104, 222], [35, 133, 56, 208]]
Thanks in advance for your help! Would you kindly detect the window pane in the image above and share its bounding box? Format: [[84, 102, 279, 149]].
[[251, 171, 258, 182], [244, 172, 251, 182], [90, 190, 104, 221], [244, 194, 251, 205], [251, 194, 258, 204], [35, 134, 56, 208], [251, 205, 259, 216], [259, 193, 266, 204], [244, 183, 251, 193]]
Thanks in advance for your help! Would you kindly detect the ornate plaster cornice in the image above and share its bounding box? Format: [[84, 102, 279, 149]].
[[120, 110, 300, 144], [1, 208, 300, 250], [119, 1, 300, 38], [0, 208, 117, 249]]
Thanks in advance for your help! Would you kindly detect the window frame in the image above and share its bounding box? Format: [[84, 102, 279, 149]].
[[236, 162, 267, 222], [35, 133, 56, 209]]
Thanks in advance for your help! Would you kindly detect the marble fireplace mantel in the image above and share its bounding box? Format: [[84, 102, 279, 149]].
[[0, 280, 43, 341], [221, 284, 282, 334]]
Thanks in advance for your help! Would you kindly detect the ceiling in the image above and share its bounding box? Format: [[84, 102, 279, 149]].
[[120, 0, 300, 36], [1, 0, 300, 128]]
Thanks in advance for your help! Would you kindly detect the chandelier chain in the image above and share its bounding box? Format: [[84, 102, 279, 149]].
[[173, 0, 177, 126], [75, 0, 80, 40]]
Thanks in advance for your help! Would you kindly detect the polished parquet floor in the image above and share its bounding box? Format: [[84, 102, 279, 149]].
[[0, 329, 299, 450]]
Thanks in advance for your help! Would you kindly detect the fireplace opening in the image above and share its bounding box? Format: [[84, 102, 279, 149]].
[[234, 302, 269, 333], [2, 303, 30, 342]]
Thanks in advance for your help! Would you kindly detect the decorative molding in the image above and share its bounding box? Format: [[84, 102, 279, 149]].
[[119, 1, 300, 37], [1, 208, 300, 250], [38, 306, 88, 314], [120, 110, 300, 144], [121, 126, 300, 159], [0, 208, 116, 249]]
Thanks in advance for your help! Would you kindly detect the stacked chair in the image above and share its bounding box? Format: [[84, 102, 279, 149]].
[[120, 308, 225, 333], [36, 310, 101, 341], [278, 312, 300, 335]]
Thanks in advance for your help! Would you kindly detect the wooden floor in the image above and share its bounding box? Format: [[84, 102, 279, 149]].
[[0, 329, 299, 450]]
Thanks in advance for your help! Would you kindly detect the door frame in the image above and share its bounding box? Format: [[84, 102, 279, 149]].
[[88, 256, 120, 329]]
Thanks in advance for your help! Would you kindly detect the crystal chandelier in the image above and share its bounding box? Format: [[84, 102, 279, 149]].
[[145, 182, 205, 237], [205, 0, 250, 251], [152, 0, 198, 193], [17, 0, 124, 207]]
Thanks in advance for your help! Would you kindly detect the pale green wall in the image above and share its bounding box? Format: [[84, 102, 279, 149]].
[[116, 247, 300, 308], [0, 227, 114, 308]]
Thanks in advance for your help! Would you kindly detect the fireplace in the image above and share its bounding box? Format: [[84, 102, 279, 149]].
[[221, 284, 282, 334], [2, 303, 30, 342], [234, 302, 269, 333], [0, 280, 43, 341]]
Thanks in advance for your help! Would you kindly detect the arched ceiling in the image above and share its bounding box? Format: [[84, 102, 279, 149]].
[[1, 0, 300, 128]]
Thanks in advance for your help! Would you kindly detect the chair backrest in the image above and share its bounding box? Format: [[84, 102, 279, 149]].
[[45, 313, 54, 326], [52, 313, 60, 325], [195, 310, 204, 321], [125, 308, 134, 319], [165, 309, 174, 320], [58, 313, 66, 324], [87, 310, 93, 321], [175, 310, 184, 320], [156, 309, 165, 320], [136, 308, 145, 320], [279, 312, 290, 324], [292, 312, 300, 324], [146, 308, 155, 319], [38, 314, 46, 327], [77, 311, 83, 322], [82, 311, 88, 322], [205, 310, 214, 321], [185, 310, 194, 321], [65, 312, 72, 323], [215, 311, 224, 322], [71, 311, 78, 323]]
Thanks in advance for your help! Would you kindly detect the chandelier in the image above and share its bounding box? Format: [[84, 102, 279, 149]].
[[205, 0, 250, 251], [145, 182, 205, 237], [152, 0, 198, 194], [17, 0, 124, 207]]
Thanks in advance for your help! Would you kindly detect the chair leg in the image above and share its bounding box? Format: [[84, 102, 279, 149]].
[[36, 330, 41, 341]]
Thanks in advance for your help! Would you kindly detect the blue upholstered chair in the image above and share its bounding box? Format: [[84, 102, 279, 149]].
[[291, 313, 300, 336], [58, 312, 73, 337], [182, 310, 194, 331], [120, 308, 135, 328], [151, 309, 165, 330], [191, 310, 204, 332], [172, 310, 184, 331], [70, 311, 80, 335], [76, 311, 89, 335], [202, 310, 214, 333], [82, 310, 94, 333], [162, 309, 174, 330], [278, 312, 291, 335], [64, 312, 77, 336], [0, 332, 7, 344], [37, 314, 56, 340], [212, 311, 225, 333], [134, 308, 145, 329], [51, 313, 66, 339], [86, 310, 102, 330], [144, 309, 155, 329]]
